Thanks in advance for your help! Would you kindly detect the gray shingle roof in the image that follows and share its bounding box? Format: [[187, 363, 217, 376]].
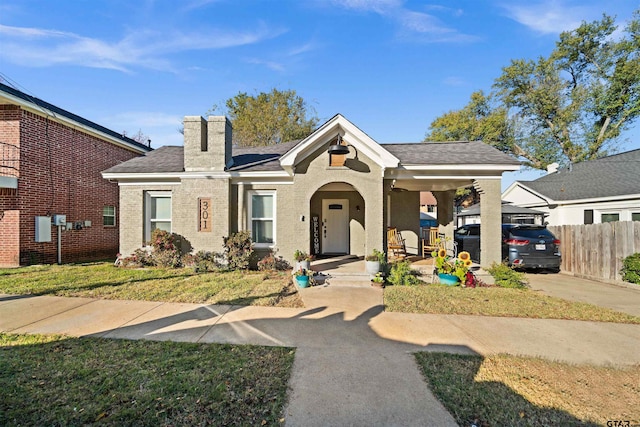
[[103, 139, 520, 174], [103, 146, 183, 173], [228, 140, 300, 171], [519, 149, 640, 201], [460, 202, 545, 216], [382, 141, 520, 165], [103, 141, 303, 174]]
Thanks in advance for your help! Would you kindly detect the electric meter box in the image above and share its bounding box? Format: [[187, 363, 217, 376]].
[[35, 216, 52, 242], [53, 214, 67, 226]]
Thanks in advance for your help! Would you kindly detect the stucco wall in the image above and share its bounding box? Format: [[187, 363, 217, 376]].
[[388, 190, 420, 255]]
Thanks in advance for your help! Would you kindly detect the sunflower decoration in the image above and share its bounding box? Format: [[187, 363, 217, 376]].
[[464, 259, 473, 267], [438, 248, 447, 258], [458, 251, 471, 262]]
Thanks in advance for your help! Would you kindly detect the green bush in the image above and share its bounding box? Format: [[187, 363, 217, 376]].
[[486, 263, 528, 289], [117, 229, 184, 268], [183, 250, 224, 273], [223, 231, 254, 270], [387, 260, 422, 286], [257, 252, 291, 271], [621, 253, 640, 284]]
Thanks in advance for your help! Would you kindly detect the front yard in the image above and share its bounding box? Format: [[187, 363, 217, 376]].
[[2, 262, 639, 425], [0, 262, 303, 308], [0, 333, 294, 426]]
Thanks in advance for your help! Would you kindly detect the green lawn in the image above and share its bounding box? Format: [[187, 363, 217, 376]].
[[0, 333, 295, 426], [0, 262, 303, 308], [384, 285, 640, 323], [416, 352, 640, 426]]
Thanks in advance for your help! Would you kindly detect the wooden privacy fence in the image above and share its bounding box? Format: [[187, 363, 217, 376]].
[[549, 222, 640, 283]]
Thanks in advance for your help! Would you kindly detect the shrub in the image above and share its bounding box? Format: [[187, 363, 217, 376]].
[[223, 231, 254, 270], [147, 229, 183, 268], [387, 260, 422, 286], [183, 250, 225, 273], [621, 252, 640, 284], [118, 248, 153, 268], [486, 263, 528, 289], [258, 252, 291, 271], [116, 230, 185, 269]]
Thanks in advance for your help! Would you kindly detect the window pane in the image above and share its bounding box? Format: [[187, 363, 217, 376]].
[[103, 216, 115, 226], [103, 206, 115, 216], [151, 221, 171, 233], [601, 213, 619, 223], [152, 197, 171, 219], [632, 213, 640, 222], [252, 195, 273, 218], [252, 220, 273, 243]]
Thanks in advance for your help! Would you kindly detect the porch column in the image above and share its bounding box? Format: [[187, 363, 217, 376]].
[[432, 190, 455, 239], [237, 183, 245, 231], [473, 178, 502, 266]]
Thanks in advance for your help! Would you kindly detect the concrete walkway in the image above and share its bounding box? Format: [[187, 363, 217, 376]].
[[2, 276, 640, 426]]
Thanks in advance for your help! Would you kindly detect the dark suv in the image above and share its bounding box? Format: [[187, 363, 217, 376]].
[[455, 224, 561, 270]]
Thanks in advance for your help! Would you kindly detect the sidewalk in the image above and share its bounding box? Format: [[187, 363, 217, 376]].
[[2, 288, 640, 426]]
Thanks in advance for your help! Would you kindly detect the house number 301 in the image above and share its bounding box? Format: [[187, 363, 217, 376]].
[[199, 198, 212, 232]]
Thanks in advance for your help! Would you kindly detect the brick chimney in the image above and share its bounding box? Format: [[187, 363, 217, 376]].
[[183, 115, 232, 171]]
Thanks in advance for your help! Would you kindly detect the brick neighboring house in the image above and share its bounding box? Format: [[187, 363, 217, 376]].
[[103, 114, 520, 267], [0, 82, 152, 266]]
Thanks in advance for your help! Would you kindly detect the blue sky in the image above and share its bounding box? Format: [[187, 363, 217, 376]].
[[1, 0, 639, 189]]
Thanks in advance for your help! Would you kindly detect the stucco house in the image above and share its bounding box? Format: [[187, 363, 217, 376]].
[[0, 82, 151, 266], [502, 149, 640, 226], [102, 114, 519, 266]]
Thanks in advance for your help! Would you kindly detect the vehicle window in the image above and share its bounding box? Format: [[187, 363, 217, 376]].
[[510, 228, 554, 238], [469, 227, 480, 236], [456, 228, 470, 236]]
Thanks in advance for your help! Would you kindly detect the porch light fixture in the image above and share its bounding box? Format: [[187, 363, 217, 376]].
[[327, 135, 350, 155]]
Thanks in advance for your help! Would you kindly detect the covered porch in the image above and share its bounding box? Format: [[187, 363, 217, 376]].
[[384, 175, 504, 267]]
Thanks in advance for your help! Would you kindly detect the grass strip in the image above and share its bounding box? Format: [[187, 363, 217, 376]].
[[416, 352, 640, 427], [0, 333, 295, 426], [384, 285, 640, 323], [0, 263, 303, 308]]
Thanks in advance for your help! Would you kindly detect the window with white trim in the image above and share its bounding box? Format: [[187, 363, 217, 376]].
[[601, 213, 619, 223], [145, 191, 172, 241], [103, 206, 116, 226], [248, 190, 275, 247], [633, 213, 640, 222]]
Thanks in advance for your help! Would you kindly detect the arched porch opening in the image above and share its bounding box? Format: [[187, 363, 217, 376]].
[[310, 182, 365, 257]]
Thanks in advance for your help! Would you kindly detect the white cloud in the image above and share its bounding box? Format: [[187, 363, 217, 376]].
[[501, 1, 593, 34], [0, 23, 285, 72], [443, 76, 467, 86], [328, 0, 476, 43]]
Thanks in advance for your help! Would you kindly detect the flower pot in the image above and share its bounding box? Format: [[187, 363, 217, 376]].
[[296, 261, 311, 272], [438, 273, 460, 286], [295, 275, 310, 288], [365, 260, 381, 275]]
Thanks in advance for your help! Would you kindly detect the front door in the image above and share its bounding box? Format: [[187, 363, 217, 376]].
[[322, 199, 349, 254]]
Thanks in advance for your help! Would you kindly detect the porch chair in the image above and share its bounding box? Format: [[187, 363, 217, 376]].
[[387, 227, 406, 259], [421, 227, 439, 258]]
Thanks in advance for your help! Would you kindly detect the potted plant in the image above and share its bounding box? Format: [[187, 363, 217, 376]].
[[432, 248, 472, 286], [365, 248, 385, 275], [371, 272, 385, 288], [294, 267, 312, 288], [293, 249, 313, 272]]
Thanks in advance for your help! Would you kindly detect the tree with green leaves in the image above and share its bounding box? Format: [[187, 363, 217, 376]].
[[426, 10, 640, 170], [425, 90, 514, 153], [220, 88, 318, 147]]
